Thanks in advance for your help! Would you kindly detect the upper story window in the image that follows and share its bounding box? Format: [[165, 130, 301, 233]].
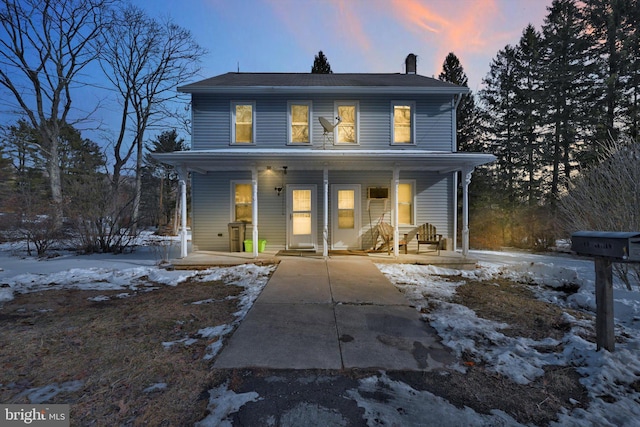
[[335, 101, 359, 144], [231, 102, 255, 144], [288, 101, 312, 144], [392, 102, 415, 145]]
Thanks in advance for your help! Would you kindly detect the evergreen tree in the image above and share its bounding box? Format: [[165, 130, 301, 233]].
[[2, 120, 49, 209], [479, 45, 520, 206], [477, 45, 523, 244], [438, 52, 477, 152], [311, 50, 333, 74], [142, 129, 188, 229], [513, 25, 545, 206], [582, 0, 629, 141], [541, 0, 596, 200], [618, 0, 640, 139]]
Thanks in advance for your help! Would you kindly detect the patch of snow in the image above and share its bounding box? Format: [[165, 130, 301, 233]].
[[199, 324, 235, 339], [348, 373, 524, 426], [17, 380, 84, 404], [0, 286, 13, 303], [195, 381, 261, 427], [199, 324, 235, 360], [377, 255, 640, 425], [143, 383, 167, 394]]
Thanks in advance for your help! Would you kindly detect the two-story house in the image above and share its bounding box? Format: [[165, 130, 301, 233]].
[[154, 55, 495, 259]]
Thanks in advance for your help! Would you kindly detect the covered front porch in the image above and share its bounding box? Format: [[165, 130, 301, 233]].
[[153, 149, 495, 261], [169, 247, 477, 270]]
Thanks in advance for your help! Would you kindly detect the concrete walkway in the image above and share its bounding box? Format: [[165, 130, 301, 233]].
[[214, 257, 453, 371]]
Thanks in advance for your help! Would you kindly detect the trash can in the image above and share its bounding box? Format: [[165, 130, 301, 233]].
[[228, 222, 246, 252], [244, 239, 267, 253]]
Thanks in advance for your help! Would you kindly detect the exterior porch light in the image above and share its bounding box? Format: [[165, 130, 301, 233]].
[[274, 186, 283, 196]]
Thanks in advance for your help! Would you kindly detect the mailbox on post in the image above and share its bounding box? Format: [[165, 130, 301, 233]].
[[571, 231, 640, 261], [571, 230, 640, 352]]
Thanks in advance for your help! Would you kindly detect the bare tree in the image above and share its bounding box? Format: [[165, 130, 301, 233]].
[[99, 5, 205, 233], [0, 0, 114, 224], [559, 135, 640, 289]]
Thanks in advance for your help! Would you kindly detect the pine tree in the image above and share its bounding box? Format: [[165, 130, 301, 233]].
[[582, 0, 629, 141], [513, 25, 545, 206], [311, 51, 332, 74], [477, 45, 524, 244], [618, 0, 640, 139], [541, 0, 596, 200], [479, 45, 520, 206], [142, 129, 188, 229], [438, 52, 477, 152]]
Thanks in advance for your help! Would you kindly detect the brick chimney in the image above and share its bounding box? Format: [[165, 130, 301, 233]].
[[405, 53, 417, 74]]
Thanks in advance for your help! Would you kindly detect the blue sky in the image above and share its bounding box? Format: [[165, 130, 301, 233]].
[[1, 0, 554, 150], [137, 0, 553, 92]]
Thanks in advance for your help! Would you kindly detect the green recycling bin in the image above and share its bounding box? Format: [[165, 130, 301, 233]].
[[244, 239, 266, 252]]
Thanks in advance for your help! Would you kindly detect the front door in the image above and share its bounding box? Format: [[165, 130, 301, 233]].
[[331, 184, 361, 250], [287, 185, 317, 250]]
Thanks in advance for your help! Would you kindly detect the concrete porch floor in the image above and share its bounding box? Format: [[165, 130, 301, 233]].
[[169, 248, 477, 269]]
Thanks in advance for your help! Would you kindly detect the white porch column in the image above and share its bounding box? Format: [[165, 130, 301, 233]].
[[251, 167, 259, 258], [323, 166, 329, 257], [178, 167, 188, 259], [462, 166, 473, 257], [392, 167, 400, 257]]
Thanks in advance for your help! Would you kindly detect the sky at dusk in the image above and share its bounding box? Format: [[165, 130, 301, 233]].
[[137, 0, 554, 92]]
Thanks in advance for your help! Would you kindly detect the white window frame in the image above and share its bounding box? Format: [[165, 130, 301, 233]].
[[391, 101, 416, 145], [287, 101, 312, 145], [397, 180, 416, 226], [230, 180, 253, 223], [334, 101, 360, 145], [231, 101, 256, 145]]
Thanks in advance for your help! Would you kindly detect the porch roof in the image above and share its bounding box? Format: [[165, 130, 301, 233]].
[[152, 149, 495, 174]]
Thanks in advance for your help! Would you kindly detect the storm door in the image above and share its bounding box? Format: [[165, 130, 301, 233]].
[[331, 184, 361, 250]]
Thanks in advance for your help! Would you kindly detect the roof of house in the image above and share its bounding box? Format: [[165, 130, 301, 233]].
[[178, 72, 469, 95]]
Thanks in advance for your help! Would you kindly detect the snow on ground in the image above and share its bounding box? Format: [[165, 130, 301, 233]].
[[2, 236, 639, 425], [346, 372, 524, 427], [0, 232, 275, 418], [376, 250, 640, 427]]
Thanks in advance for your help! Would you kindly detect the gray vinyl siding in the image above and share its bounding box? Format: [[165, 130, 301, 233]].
[[411, 171, 454, 248], [191, 93, 454, 151], [191, 169, 453, 252]]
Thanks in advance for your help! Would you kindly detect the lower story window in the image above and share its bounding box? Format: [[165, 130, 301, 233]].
[[398, 182, 414, 225], [234, 183, 252, 223]]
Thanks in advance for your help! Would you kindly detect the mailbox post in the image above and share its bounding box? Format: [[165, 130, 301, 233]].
[[571, 231, 640, 352]]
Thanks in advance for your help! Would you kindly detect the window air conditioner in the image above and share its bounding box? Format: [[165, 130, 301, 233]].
[[367, 187, 389, 199]]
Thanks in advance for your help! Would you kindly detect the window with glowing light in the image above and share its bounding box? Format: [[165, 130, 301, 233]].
[[335, 102, 359, 144], [392, 102, 415, 144], [233, 182, 252, 223], [292, 189, 312, 235], [288, 101, 311, 144], [231, 102, 255, 144], [398, 181, 415, 225], [337, 189, 355, 229]]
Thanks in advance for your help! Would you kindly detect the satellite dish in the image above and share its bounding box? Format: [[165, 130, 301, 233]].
[[319, 116, 342, 134]]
